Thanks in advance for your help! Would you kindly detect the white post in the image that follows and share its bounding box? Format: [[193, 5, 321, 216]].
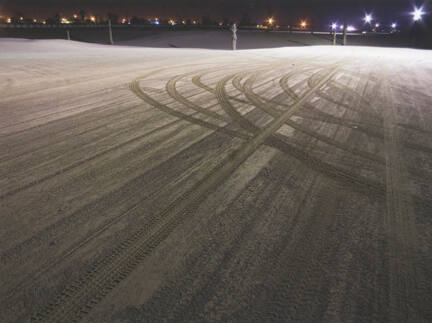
[[333, 31, 337, 45], [66, 29, 71, 41], [231, 23, 237, 50], [108, 20, 114, 45]]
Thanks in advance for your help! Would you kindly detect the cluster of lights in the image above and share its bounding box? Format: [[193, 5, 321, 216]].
[[330, 5, 427, 33], [331, 23, 356, 32], [1, 5, 428, 28]]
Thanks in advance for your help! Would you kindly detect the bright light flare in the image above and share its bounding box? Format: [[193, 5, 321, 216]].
[[391, 23, 397, 29], [412, 7, 425, 21], [364, 14, 372, 24], [267, 17, 274, 25], [300, 20, 307, 28], [347, 25, 357, 32], [375, 23, 380, 28], [331, 23, 337, 30]]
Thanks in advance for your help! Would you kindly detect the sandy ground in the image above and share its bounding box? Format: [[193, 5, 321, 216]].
[[0, 38, 432, 322]]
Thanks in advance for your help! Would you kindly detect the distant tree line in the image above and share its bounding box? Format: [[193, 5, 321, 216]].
[[0, 10, 261, 27]]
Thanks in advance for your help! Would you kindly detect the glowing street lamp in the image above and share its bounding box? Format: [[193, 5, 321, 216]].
[[391, 23, 397, 29], [90, 16, 96, 23], [375, 23, 380, 28], [267, 17, 274, 25], [300, 20, 307, 29], [364, 14, 372, 24], [331, 23, 338, 30], [412, 7, 425, 21]]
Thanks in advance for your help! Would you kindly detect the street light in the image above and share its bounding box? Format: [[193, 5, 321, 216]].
[[391, 23, 397, 29], [364, 14, 372, 24], [412, 6, 425, 21], [331, 23, 338, 30]]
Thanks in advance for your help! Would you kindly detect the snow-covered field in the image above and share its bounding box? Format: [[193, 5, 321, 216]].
[[1, 38, 432, 322]]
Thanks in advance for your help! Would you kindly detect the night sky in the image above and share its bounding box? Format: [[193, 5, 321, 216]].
[[1, 0, 430, 26]]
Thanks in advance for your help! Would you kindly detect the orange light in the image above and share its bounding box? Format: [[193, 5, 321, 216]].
[[301, 20, 307, 28], [7, 17, 12, 23], [267, 17, 274, 25], [73, 14, 78, 19], [90, 16, 96, 22]]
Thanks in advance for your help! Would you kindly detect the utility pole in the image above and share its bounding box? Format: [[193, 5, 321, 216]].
[[343, 20, 347, 46], [333, 31, 337, 45], [66, 29, 71, 41], [108, 20, 114, 45], [231, 23, 237, 50]]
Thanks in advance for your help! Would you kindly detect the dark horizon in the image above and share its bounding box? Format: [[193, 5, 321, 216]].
[[1, 0, 431, 28]]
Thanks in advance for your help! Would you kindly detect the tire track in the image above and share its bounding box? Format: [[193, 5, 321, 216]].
[[0, 121, 243, 313], [0, 113, 188, 200], [239, 72, 385, 165], [381, 74, 430, 321], [166, 74, 232, 123], [32, 63, 339, 322], [216, 67, 386, 195], [0, 91, 133, 134], [159, 64, 387, 195]]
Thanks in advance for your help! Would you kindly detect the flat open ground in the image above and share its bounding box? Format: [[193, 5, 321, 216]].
[[1, 39, 432, 322]]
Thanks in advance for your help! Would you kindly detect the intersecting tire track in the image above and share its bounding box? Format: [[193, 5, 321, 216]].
[[33, 63, 345, 322], [236, 72, 386, 165], [2, 66, 300, 308]]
